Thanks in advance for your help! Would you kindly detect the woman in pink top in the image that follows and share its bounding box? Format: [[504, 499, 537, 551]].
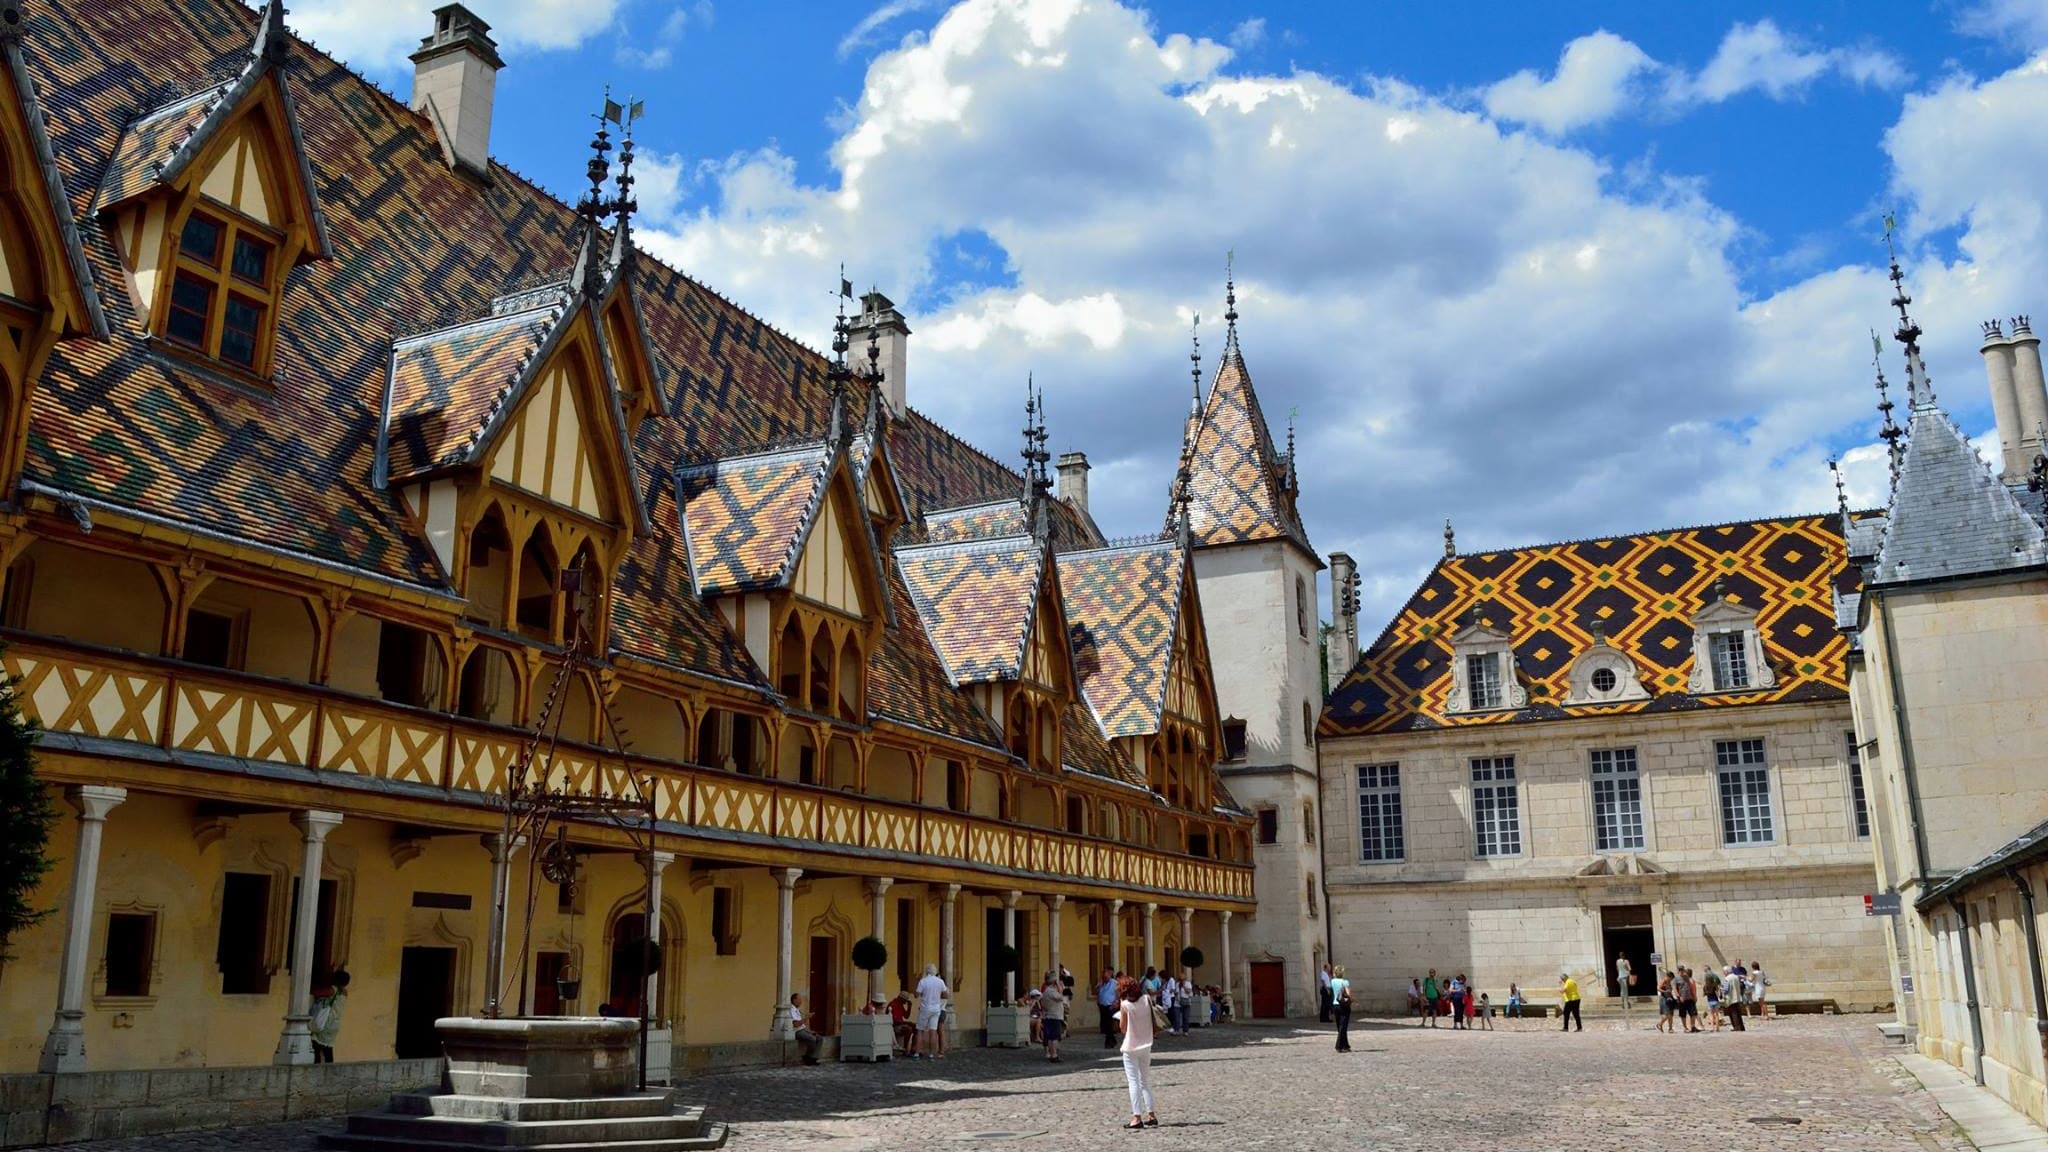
[[1115, 977, 1158, 1129]]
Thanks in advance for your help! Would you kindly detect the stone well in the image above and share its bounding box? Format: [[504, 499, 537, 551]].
[[436, 1016, 640, 1098]]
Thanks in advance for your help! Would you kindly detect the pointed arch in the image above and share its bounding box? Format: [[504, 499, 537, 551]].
[[515, 525, 559, 640]]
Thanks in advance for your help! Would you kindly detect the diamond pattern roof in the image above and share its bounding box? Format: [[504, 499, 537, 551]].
[[1183, 347, 1310, 553], [381, 303, 562, 482], [896, 535, 1044, 685], [1059, 539, 1186, 738], [677, 445, 830, 596]]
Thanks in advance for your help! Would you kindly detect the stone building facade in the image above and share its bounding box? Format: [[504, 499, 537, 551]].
[[1318, 515, 1892, 1013]]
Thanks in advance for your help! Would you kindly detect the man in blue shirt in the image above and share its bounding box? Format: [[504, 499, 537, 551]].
[[1098, 968, 1120, 1049]]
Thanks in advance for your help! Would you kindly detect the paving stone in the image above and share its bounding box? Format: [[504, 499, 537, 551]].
[[50, 1016, 1978, 1152]]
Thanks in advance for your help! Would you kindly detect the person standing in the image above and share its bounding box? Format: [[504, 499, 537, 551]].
[[1702, 967, 1723, 1032], [1656, 970, 1675, 1034], [1329, 965, 1354, 1052], [1724, 966, 1748, 1033], [1097, 968, 1120, 1050], [1447, 973, 1468, 1031], [1614, 953, 1635, 1025], [309, 969, 349, 1063], [1156, 970, 1178, 1038], [914, 963, 950, 1060], [1558, 972, 1582, 1032], [1422, 969, 1441, 1028], [1040, 974, 1069, 1062], [1172, 972, 1194, 1035], [1318, 962, 1334, 1023], [1676, 966, 1701, 1033], [1750, 961, 1770, 1020], [1406, 976, 1423, 1020], [1116, 977, 1159, 1130]]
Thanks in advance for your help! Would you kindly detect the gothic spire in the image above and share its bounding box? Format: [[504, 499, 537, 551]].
[[1872, 330, 1904, 487], [1884, 214, 1936, 411], [1022, 375, 1052, 540], [1188, 312, 1203, 414], [1444, 518, 1456, 558], [826, 267, 853, 446], [606, 95, 643, 271], [1223, 251, 1239, 355]]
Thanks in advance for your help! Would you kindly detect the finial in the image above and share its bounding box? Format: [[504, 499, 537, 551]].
[[1985, 319, 2005, 341], [1443, 518, 1455, 558], [864, 286, 883, 385], [606, 94, 643, 268], [1712, 575, 1729, 604], [1883, 213, 1937, 411], [1829, 457, 1849, 517], [1021, 374, 1052, 501], [1340, 566, 1360, 641], [1189, 312, 1203, 413], [254, 0, 290, 64], [826, 267, 854, 412], [1284, 407, 1299, 496], [1589, 617, 1606, 644], [2028, 423, 2048, 518], [1224, 251, 1239, 352]]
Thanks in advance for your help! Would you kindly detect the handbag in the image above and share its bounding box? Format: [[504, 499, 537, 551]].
[[1150, 1002, 1170, 1031]]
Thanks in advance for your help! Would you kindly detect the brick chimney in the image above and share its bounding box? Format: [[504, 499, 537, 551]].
[[1055, 452, 1090, 517], [851, 291, 909, 415], [409, 4, 501, 179]]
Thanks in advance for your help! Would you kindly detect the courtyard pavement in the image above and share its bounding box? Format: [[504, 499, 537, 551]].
[[58, 1014, 1979, 1152]]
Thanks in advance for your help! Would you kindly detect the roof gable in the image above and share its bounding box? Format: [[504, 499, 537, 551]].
[[897, 534, 1046, 685], [0, 14, 103, 338], [678, 443, 830, 596], [1059, 538, 1187, 738], [1323, 514, 1856, 737], [1872, 404, 2048, 585]]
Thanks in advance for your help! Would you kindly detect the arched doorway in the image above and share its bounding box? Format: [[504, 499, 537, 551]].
[[603, 896, 685, 1028]]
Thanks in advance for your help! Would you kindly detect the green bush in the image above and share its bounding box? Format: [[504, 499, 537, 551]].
[[851, 935, 888, 972], [1179, 946, 1204, 970]]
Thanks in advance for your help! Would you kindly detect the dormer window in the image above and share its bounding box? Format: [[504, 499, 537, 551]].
[[1562, 624, 1649, 706], [1444, 609, 1527, 715], [1687, 581, 1776, 696], [165, 207, 281, 373]]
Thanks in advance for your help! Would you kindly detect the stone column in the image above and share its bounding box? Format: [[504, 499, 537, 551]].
[[1142, 902, 1158, 972], [771, 867, 802, 1038], [38, 786, 126, 1074], [866, 877, 893, 1005], [1001, 890, 1020, 1003], [1108, 898, 1124, 974], [1177, 907, 1194, 974], [275, 810, 344, 1064], [643, 851, 676, 1022], [1045, 894, 1065, 980], [1219, 911, 1234, 1013], [939, 884, 960, 1032], [481, 832, 520, 1018]]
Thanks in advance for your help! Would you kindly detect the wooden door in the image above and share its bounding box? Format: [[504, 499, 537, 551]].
[[808, 935, 838, 1034], [394, 946, 455, 1059], [1249, 961, 1285, 1018]]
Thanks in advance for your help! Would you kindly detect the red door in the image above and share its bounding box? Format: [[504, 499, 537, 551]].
[[1250, 961, 1286, 1018]]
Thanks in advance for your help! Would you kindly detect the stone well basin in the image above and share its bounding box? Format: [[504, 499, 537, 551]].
[[435, 1016, 640, 1099]]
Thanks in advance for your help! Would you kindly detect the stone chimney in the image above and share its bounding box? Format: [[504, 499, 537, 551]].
[[2011, 316, 2048, 471], [1980, 320, 2023, 480], [1055, 452, 1090, 516], [851, 291, 910, 415], [409, 4, 501, 179], [1326, 551, 1360, 685]]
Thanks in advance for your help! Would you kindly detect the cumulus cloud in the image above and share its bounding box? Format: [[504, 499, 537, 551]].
[[293, 0, 625, 70], [839, 0, 943, 60], [624, 0, 2032, 628], [1957, 0, 2048, 49], [616, 1, 712, 69], [1483, 30, 1655, 134], [1227, 18, 1266, 51], [1669, 19, 1908, 104]]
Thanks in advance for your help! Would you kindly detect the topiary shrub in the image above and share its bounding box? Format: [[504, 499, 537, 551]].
[[851, 935, 889, 973], [0, 658, 53, 964], [1179, 946, 1204, 971]]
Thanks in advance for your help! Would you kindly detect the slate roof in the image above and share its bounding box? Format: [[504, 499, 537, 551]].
[[1059, 539, 1189, 738], [1182, 346, 1312, 555], [896, 534, 1045, 685], [1870, 403, 2048, 586], [1323, 514, 1857, 737]]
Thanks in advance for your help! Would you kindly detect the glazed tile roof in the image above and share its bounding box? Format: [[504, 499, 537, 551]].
[[1, 15, 105, 336], [677, 444, 831, 596], [1059, 539, 1188, 738], [379, 302, 564, 483], [93, 83, 224, 210], [870, 565, 1005, 747], [923, 500, 1030, 545], [1322, 514, 1858, 737], [1061, 697, 1145, 788], [1871, 403, 2048, 586], [610, 471, 762, 685], [1183, 346, 1311, 554], [896, 534, 1045, 685]]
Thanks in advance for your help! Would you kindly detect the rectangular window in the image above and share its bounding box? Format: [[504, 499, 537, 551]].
[[166, 272, 213, 348], [1590, 747, 1645, 851], [179, 213, 223, 265], [1467, 653, 1502, 710], [712, 887, 739, 956], [375, 621, 432, 708], [1470, 756, 1521, 857], [184, 607, 240, 669], [217, 871, 273, 995], [1222, 719, 1247, 761], [1710, 631, 1750, 691], [1847, 732, 1870, 840], [220, 293, 264, 367], [1356, 763, 1404, 862], [104, 912, 156, 997], [1256, 808, 1278, 845], [231, 233, 272, 284], [1715, 738, 1775, 845]]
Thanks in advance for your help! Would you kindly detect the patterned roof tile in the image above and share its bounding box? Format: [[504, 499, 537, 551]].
[[896, 535, 1043, 685], [870, 565, 1005, 748], [1322, 514, 1859, 737], [380, 304, 560, 482], [1058, 540, 1186, 738], [92, 83, 224, 211], [677, 445, 830, 595], [1183, 348, 1310, 553]]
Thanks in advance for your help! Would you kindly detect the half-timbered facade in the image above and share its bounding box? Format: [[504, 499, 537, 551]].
[[0, 0, 1253, 1085]]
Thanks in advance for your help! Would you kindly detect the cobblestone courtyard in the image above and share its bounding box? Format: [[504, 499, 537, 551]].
[[64, 1015, 1972, 1152]]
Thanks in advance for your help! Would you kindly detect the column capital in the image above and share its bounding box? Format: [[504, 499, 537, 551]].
[[1109, 898, 1124, 912], [65, 785, 126, 822], [641, 850, 679, 871], [481, 831, 525, 862], [865, 876, 894, 898], [1044, 893, 1065, 910], [1002, 889, 1021, 910], [774, 866, 803, 890], [941, 883, 961, 900], [291, 810, 344, 842], [1178, 906, 1194, 924], [1143, 901, 1159, 915], [1220, 910, 1233, 923]]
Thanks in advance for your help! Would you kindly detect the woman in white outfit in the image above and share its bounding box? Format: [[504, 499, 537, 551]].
[[1116, 977, 1158, 1129]]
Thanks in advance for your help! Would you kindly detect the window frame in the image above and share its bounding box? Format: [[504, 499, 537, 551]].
[[1255, 807, 1279, 845], [1714, 737, 1777, 847], [1588, 747, 1646, 852], [1467, 653, 1503, 710], [1469, 755, 1523, 858], [1709, 630, 1750, 691], [1355, 762, 1404, 863], [101, 909, 159, 1000], [159, 202, 286, 379], [1846, 731, 1871, 841]]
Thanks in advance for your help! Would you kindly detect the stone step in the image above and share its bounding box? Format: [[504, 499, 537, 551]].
[[388, 1091, 680, 1122], [343, 1110, 706, 1147], [318, 1120, 728, 1152]]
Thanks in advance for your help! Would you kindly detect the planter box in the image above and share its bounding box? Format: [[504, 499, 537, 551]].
[[643, 1027, 672, 1085], [984, 1005, 1031, 1048], [1189, 994, 1212, 1027], [435, 1017, 639, 1099], [837, 1014, 894, 1062]]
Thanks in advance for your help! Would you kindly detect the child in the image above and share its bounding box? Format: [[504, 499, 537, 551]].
[[1477, 992, 1494, 1031]]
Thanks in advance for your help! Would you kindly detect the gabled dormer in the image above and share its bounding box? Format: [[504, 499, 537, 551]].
[[1444, 609, 1527, 714], [92, 0, 330, 385], [1687, 580, 1776, 695], [0, 0, 106, 493]]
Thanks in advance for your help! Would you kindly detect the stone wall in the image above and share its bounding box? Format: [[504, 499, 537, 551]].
[[0, 1058, 441, 1147], [1912, 859, 2048, 1130]]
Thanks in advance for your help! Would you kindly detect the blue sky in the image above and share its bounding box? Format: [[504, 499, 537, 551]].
[[296, 0, 2048, 624]]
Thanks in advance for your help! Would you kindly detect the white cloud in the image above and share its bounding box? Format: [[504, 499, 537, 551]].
[[1483, 30, 1655, 135], [292, 0, 626, 71], [626, 0, 2038, 628], [628, 150, 687, 224], [1669, 19, 1909, 104], [839, 0, 942, 60], [1227, 18, 1266, 51], [615, 0, 711, 69], [1957, 0, 2048, 49]]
